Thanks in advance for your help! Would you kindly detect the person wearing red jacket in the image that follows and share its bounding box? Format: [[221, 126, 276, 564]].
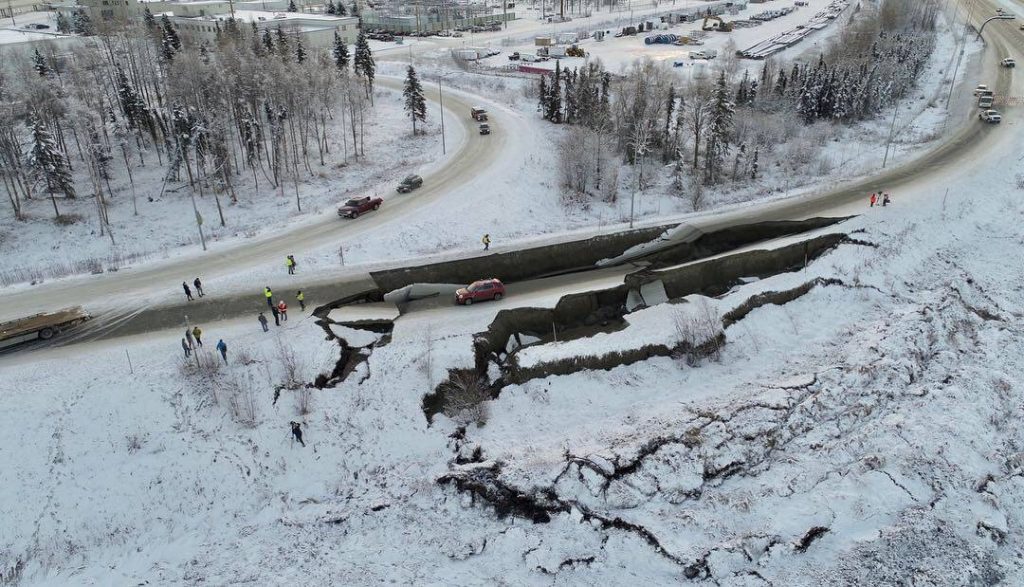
[[277, 300, 288, 321]]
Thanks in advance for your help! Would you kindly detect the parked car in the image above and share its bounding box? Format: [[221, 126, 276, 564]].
[[508, 51, 521, 60], [24, 23, 50, 30], [396, 174, 423, 193], [978, 95, 994, 108], [1001, 58, 1016, 68], [455, 278, 505, 305], [973, 84, 989, 96], [479, 123, 491, 135], [979, 109, 1002, 124], [337, 196, 382, 218]]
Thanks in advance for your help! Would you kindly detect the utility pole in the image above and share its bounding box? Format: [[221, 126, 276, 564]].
[[438, 76, 447, 154], [945, 0, 976, 110], [189, 191, 207, 251], [882, 101, 899, 168]]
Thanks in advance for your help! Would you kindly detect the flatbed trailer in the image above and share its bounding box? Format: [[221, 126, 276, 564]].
[[0, 307, 91, 347]]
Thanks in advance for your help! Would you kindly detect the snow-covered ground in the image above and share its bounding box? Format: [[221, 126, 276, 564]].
[[4, 100, 1024, 581], [0, 85, 444, 286]]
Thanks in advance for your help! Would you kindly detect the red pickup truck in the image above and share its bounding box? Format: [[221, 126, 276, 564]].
[[337, 196, 383, 218]]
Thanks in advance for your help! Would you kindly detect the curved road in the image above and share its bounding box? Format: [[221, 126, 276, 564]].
[[4, 2, 1020, 348], [0, 77, 509, 324]]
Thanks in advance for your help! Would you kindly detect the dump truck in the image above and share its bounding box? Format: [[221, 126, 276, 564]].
[[0, 307, 91, 347]]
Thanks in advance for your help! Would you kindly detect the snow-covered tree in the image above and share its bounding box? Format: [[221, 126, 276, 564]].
[[27, 117, 75, 217], [403, 65, 426, 135], [288, 0, 297, 11], [353, 30, 375, 98], [56, 12, 71, 34], [704, 70, 734, 185], [332, 31, 349, 71], [32, 49, 49, 77], [295, 37, 306, 63], [72, 10, 92, 35], [337, 1, 347, 15]]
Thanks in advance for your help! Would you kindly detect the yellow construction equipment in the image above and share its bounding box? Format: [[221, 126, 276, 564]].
[[702, 15, 733, 32]]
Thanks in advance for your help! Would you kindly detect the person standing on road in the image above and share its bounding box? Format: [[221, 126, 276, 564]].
[[183, 281, 194, 301], [286, 255, 296, 275], [278, 299, 289, 321], [271, 305, 281, 326], [290, 421, 305, 447], [193, 277, 204, 297], [296, 290, 305, 311], [192, 326, 203, 347], [258, 312, 269, 332], [216, 339, 228, 363], [264, 286, 274, 308], [482, 234, 491, 251], [181, 337, 191, 358], [185, 327, 195, 349], [869, 193, 877, 208]]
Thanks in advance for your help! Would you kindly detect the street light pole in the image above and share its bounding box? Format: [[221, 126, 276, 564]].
[[976, 15, 1016, 39]]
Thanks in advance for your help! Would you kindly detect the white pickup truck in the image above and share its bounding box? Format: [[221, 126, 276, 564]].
[[979, 109, 1002, 124]]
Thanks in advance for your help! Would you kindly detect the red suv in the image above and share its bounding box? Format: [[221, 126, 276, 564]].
[[455, 278, 505, 305]]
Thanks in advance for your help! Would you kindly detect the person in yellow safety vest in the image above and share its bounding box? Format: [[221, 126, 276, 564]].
[[296, 290, 305, 311], [192, 326, 203, 347], [264, 286, 274, 308], [286, 255, 296, 275], [482, 234, 491, 251]]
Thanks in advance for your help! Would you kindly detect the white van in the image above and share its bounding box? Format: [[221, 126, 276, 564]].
[[689, 49, 717, 60]]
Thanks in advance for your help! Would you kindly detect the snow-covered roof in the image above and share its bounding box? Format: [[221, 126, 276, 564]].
[[177, 9, 356, 23]]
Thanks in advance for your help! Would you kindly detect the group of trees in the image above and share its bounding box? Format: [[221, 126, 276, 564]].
[[0, 15, 379, 231], [544, 0, 938, 209]]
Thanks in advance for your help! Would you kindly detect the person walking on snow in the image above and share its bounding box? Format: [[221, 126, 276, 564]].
[[296, 290, 305, 311], [181, 337, 191, 358], [258, 312, 269, 332], [286, 255, 297, 275], [264, 286, 274, 308], [193, 277, 204, 297], [869, 193, 877, 208], [278, 300, 288, 321], [216, 339, 228, 363], [182, 281, 194, 301], [271, 305, 281, 326], [482, 234, 491, 251], [185, 327, 195, 349], [290, 421, 305, 447], [192, 326, 203, 347], [882, 193, 891, 207]]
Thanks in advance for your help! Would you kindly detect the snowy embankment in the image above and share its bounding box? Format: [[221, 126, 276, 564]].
[[4, 121, 1024, 582]]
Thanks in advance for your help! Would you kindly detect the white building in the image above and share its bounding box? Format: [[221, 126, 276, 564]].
[[171, 10, 359, 47]]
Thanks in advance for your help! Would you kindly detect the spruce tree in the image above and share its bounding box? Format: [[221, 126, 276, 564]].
[[403, 65, 427, 135], [160, 15, 180, 60], [353, 30, 375, 96], [28, 117, 76, 217], [72, 10, 92, 35], [288, 0, 297, 11], [326, 1, 336, 14], [32, 49, 49, 77], [143, 7, 155, 29], [276, 27, 289, 57], [262, 29, 274, 53], [545, 62, 562, 123], [332, 31, 349, 71], [295, 37, 306, 62], [56, 12, 71, 33], [337, 1, 347, 15], [704, 70, 734, 185], [537, 74, 548, 115]]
